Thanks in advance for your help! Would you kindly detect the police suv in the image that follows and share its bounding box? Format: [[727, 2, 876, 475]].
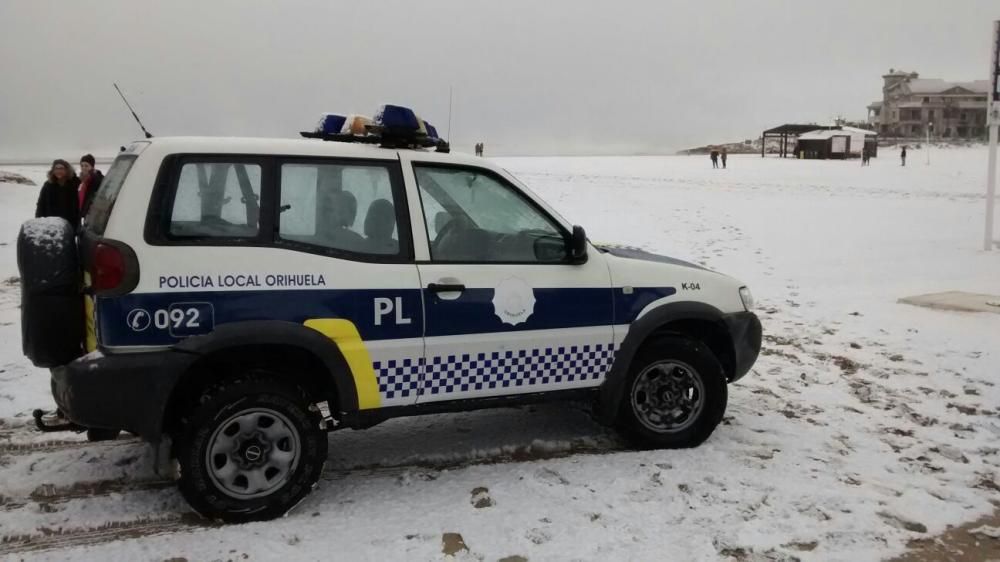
[[17, 106, 761, 522]]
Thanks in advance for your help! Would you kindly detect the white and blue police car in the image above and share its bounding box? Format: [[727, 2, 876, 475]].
[[17, 105, 761, 522]]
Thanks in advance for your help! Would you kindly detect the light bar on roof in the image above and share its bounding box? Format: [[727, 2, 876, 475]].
[[341, 114, 372, 136], [300, 104, 449, 152]]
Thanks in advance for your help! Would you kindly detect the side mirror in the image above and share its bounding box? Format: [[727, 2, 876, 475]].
[[569, 225, 588, 264]]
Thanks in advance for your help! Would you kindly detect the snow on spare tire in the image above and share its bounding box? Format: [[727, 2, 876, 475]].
[[17, 217, 84, 368]]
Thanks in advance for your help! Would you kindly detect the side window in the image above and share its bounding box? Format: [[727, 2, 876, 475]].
[[278, 161, 405, 257], [169, 162, 261, 238], [414, 165, 568, 263]]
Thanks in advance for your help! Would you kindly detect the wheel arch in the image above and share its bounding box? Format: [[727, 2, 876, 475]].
[[598, 301, 735, 424], [163, 321, 359, 435]]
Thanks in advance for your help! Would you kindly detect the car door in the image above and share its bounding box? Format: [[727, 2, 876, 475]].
[[273, 157, 425, 408], [405, 159, 614, 403]]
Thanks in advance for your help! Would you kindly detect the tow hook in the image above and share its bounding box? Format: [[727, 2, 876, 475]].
[[32, 408, 85, 433]]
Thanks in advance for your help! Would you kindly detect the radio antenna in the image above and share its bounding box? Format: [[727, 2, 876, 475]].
[[447, 85, 454, 140], [113, 83, 153, 138]]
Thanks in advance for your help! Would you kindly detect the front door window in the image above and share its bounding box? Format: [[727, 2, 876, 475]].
[[415, 166, 569, 263]]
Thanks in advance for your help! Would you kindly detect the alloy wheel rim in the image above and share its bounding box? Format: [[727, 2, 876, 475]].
[[630, 360, 705, 433]]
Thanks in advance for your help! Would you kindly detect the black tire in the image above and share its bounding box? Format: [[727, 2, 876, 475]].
[[17, 218, 83, 368], [176, 375, 327, 523], [616, 336, 728, 449]]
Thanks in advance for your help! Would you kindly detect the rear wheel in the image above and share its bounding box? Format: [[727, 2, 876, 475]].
[[176, 375, 327, 523], [617, 336, 727, 448]]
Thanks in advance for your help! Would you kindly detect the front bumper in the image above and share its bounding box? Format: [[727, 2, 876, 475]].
[[50, 350, 195, 442], [722, 311, 762, 381]]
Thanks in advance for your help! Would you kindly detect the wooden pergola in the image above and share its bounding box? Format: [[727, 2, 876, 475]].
[[761, 124, 836, 158]]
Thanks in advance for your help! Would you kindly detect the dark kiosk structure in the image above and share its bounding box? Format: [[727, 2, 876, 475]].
[[762, 124, 878, 159], [760, 124, 836, 158]]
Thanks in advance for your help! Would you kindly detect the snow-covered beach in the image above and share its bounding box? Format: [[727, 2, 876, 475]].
[[1, 147, 999, 561]]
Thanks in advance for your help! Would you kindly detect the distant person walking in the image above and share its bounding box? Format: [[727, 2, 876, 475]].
[[720, 148, 728, 169], [861, 148, 871, 166], [77, 154, 103, 216], [35, 159, 80, 227], [474, 142, 482, 156], [479, 142, 485, 157], [900, 146, 907, 167], [710, 149, 720, 169]]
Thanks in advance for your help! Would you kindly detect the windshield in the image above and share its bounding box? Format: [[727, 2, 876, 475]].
[[85, 154, 137, 235]]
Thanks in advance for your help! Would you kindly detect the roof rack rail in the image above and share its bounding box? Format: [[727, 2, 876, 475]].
[[299, 130, 450, 152]]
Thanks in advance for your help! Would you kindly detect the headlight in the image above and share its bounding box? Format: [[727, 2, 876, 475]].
[[739, 286, 754, 311]]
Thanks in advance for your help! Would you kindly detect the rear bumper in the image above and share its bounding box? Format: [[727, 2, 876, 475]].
[[50, 350, 195, 442], [722, 311, 762, 381]]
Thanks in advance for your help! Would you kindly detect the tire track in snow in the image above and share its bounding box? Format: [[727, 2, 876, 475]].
[[0, 437, 136, 456], [0, 478, 176, 511], [0, 440, 625, 554], [2, 439, 624, 510], [0, 514, 212, 556]]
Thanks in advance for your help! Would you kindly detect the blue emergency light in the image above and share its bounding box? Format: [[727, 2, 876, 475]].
[[424, 121, 440, 141], [300, 104, 449, 152], [316, 113, 346, 135], [373, 104, 421, 134]]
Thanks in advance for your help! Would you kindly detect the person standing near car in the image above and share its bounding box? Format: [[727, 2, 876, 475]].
[[77, 154, 103, 216], [35, 159, 80, 226]]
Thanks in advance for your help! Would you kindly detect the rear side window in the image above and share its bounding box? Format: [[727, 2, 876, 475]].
[[169, 162, 262, 238], [278, 160, 410, 259], [85, 155, 136, 235]]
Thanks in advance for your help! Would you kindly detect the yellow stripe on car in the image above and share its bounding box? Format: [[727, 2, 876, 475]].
[[83, 272, 97, 353], [303, 319, 382, 410]]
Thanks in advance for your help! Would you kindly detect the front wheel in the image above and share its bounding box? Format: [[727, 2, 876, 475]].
[[176, 376, 327, 523], [617, 336, 728, 448]]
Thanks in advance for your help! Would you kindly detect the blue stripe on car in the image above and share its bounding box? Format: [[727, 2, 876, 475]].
[[96, 286, 676, 347]]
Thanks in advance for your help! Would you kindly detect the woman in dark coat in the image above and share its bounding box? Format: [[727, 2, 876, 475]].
[[35, 159, 81, 226]]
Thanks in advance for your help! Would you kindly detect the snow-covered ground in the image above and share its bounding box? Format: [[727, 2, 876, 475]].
[[1, 148, 999, 561]]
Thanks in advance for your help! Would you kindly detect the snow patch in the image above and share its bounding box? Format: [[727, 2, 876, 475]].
[[21, 217, 70, 255], [78, 350, 104, 361], [0, 171, 36, 186]]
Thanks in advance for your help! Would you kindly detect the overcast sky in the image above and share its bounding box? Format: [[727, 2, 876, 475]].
[[0, 0, 996, 158]]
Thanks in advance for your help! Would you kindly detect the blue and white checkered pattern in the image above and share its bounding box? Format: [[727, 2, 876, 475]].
[[373, 343, 615, 399], [373, 357, 424, 399]]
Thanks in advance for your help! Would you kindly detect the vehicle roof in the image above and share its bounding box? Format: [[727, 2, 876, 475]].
[[138, 136, 481, 165]]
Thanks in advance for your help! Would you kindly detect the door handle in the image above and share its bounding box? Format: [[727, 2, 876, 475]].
[[427, 283, 466, 293]]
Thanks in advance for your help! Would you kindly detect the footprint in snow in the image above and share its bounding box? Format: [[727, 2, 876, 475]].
[[470, 487, 494, 508], [534, 467, 570, 486]]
